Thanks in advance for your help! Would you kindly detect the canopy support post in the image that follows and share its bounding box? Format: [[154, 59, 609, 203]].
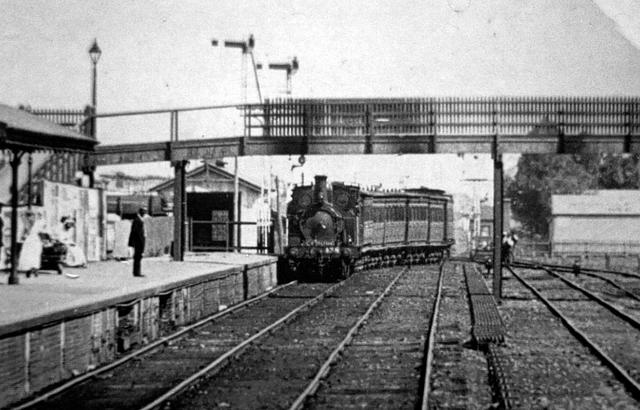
[[9, 150, 24, 285]]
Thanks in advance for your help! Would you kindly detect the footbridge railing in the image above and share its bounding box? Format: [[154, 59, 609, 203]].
[[247, 97, 640, 139]]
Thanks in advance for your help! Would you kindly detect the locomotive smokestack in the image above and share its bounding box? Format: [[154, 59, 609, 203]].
[[313, 175, 328, 203]]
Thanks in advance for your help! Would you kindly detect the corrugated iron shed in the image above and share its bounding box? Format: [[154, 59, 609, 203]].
[[552, 191, 640, 215]]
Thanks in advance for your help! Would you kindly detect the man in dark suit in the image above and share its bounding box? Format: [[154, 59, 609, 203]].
[[129, 207, 147, 277]]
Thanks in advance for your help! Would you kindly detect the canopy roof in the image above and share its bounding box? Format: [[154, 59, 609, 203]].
[[0, 103, 97, 152]]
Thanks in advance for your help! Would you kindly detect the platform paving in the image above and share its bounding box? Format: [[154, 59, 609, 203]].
[[0, 253, 277, 336]]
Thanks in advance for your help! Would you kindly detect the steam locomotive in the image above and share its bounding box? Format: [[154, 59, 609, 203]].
[[285, 175, 454, 281]]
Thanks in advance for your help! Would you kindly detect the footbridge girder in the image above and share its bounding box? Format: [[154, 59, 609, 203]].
[[91, 133, 640, 166], [90, 96, 640, 165]]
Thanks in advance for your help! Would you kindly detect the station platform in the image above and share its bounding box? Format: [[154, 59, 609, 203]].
[[0, 252, 278, 408]]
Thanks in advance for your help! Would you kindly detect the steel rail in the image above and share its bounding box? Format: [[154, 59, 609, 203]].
[[582, 271, 640, 302], [512, 260, 640, 279], [506, 266, 640, 400], [419, 261, 446, 410], [540, 267, 640, 331], [13, 281, 296, 410], [518, 261, 640, 303], [288, 267, 407, 410], [141, 276, 350, 410]]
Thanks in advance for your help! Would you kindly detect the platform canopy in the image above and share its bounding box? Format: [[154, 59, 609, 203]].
[[0, 103, 98, 285], [0, 103, 97, 152]]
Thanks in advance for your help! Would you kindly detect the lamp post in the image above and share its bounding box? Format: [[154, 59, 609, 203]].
[[84, 39, 101, 188], [88, 39, 101, 110]]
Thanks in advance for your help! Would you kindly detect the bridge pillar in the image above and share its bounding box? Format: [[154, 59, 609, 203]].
[[492, 154, 503, 302], [172, 160, 188, 261]]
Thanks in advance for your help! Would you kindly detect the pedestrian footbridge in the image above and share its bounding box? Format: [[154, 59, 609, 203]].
[[92, 97, 640, 165]]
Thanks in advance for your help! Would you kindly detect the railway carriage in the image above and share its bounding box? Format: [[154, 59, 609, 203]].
[[285, 175, 454, 281]]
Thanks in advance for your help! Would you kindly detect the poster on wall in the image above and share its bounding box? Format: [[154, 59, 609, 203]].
[[40, 180, 104, 262]]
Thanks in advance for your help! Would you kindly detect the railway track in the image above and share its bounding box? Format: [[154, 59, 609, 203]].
[[428, 263, 496, 408], [14, 281, 339, 410], [292, 264, 443, 409], [14, 261, 479, 409], [506, 265, 640, 402], [513, 260, 640, 280], [166, 265, 443, 409], [513, 260, 640, 319]]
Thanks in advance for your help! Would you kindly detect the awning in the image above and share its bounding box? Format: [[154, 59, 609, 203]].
[[0, 103, 98, 285], [0, 103, 98, 152]]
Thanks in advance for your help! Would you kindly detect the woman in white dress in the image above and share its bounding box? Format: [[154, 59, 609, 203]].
[[18, 215, 45, 273], [58, 217, 86, 267]]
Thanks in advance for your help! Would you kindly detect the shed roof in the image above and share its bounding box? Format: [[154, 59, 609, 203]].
[[149, 163, 261, 193], [552, 190, 640, 215], [0, 103, 97, 152]]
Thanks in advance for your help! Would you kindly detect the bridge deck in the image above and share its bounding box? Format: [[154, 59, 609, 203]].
[[92, 97, 640, 165]]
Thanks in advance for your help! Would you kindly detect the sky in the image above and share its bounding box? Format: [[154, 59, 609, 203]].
[[2, 0, 640, 198]]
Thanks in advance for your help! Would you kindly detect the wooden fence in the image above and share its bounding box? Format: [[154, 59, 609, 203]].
[[30, 107, 90, 130], [247, 97, 640, 138]]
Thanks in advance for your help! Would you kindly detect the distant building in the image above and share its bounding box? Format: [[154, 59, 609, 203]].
[[551, 190, 640, 255], [99, 172, 170, 194]]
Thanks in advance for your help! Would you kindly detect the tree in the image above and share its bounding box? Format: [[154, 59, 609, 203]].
[[506, 155, 597, 237], [597, 154, 640, 189]]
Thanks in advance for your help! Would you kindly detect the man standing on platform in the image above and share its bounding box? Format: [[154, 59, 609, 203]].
[[129, 207, 147, 277]]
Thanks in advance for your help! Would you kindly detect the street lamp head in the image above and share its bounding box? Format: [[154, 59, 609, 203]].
[[291, 56, 299, 73], [88, 39, 102, 64]]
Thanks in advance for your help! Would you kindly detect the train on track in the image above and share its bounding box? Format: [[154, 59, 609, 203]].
[[284, 175, 454, 281]]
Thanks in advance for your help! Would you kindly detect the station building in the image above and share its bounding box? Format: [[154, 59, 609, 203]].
[[149, 162, 282, 253], [550, 190, 640, 255]]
